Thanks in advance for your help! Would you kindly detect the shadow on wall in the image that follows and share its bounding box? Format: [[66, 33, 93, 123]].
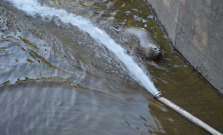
[[148, 0, 223, 93]]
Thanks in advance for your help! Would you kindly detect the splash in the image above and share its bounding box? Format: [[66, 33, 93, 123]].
[[6, 0, 159, 95]]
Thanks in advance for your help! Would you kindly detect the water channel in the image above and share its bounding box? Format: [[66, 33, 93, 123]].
[[0, 0, 223, 134]]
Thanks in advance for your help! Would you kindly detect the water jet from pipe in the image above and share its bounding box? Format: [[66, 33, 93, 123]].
[[5, 0, 223, 134]]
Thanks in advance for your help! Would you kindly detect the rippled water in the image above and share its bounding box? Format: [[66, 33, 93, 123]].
[[0, 0, 223, 135]]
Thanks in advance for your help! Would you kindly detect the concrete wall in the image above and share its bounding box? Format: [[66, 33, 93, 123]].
[[147, 0, 223, 93]]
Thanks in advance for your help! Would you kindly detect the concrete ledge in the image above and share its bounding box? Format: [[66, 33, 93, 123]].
[[147, 0, 223, 94]]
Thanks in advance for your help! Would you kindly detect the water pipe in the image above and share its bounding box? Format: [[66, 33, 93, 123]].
[[153, 92, 223, 135]]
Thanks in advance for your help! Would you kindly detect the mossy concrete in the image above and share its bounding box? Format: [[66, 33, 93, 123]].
[[147, 0, 223, 94]]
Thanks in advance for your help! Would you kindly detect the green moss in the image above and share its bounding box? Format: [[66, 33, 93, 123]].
[[14, 76, 75, 85], [2, 80, 10, 85], [1, 35, 5, 39], [18, 36, 39, 49], [28, 49, 57, 69], [26, 59, 34, 63], [27, 49, 74, 76]]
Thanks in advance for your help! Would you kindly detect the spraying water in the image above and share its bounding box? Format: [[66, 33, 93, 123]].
[[6, 0, 159, 95]]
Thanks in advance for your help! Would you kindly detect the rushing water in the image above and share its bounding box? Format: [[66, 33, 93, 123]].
[[6, 0, 159, 95], [0, 0, 223, 135]]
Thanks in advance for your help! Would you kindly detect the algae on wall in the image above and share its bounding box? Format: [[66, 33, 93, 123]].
[[147, 0, 223, 94]]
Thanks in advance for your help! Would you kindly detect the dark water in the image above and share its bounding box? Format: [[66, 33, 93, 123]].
[[0, 0, 223, 134]]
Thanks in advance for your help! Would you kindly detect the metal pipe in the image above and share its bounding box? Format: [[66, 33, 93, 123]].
[[154, 93, 222, 135]]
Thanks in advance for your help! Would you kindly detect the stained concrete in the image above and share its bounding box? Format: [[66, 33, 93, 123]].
[[147, 0, 223, 94]]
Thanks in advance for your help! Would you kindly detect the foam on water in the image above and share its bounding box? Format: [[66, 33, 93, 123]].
[[6, 0, 159, 95], [124, 27, 155, 48]]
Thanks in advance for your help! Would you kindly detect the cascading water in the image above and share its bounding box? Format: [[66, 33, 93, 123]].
[[5, 0, 159, 95]]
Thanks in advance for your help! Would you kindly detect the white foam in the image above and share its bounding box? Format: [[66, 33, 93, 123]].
[[124, 27, 156, 48], [6, 0, 159, 95]]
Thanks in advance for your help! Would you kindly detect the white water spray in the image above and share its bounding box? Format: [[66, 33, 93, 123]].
[[6, 0, 159, 95], [5, 1, 223, 134]]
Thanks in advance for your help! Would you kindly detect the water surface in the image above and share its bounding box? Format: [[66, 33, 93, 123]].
[[0, 0, 223, 134]]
